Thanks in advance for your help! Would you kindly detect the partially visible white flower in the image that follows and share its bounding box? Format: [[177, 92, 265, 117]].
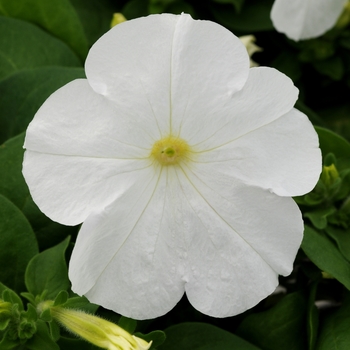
[[22, 14, 321, 320], [271, 0, 347, 41], [239, 35, 262, 67]]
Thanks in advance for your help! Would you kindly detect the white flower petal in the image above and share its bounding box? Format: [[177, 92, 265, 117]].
[[271, 0, 346, 41], [69, 166, 193, 319], [24, 79, 155, 156], [22, 152, 153, 225], [85, 13, 249, 138], [193, 108, 321, 196], [182, 67, 298, 149], [169, 14, 249, 136], [177, 167, 303, 317]]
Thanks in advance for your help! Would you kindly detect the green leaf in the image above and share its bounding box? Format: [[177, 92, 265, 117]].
[[118, 316, 137, 334], [236, 293, 306, 350], [69, 0, 117, 46], [0, 134, 28, 209], [316, 293, 350, 349], [304, 207, 337, 230], [302, 226, 350, 290], [315, 126, 350, 161], [53, 291, 69, 307], [61, 296, 99, 314], [326, 226, 350, 263], [0, 332, 19, 350], [211, 0, 274, 33], [0, 195, 38, 293], [135, 330, 166, 349], [0, 0, 88, 60], [0, 67, 85, 144], [0, 282, 24, 311], [0, 133, 77, 251], [307, 282, 320, 350], [25, 319, 60, 350], [158, 322, 261, 349], [25, 237, 71, 299], [0, 16, 80, 81], [295, 101, 324, 126], [49, 320, 61, 342]]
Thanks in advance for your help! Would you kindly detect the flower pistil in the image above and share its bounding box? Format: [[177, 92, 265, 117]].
[[151, 136, 191, 166]]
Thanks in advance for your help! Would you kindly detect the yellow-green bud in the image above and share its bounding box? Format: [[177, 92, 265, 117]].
[[50, 307, 151, 350], [111, 13, 127, 28], [336, 1, 350, 29], [321, 164, 339, 187], [239, 35, 262, 67], [321, 271, 334, 279], [0, 299, 12, 313]]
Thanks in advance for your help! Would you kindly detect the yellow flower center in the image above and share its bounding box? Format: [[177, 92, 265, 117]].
[[151, 136, 190, 166]]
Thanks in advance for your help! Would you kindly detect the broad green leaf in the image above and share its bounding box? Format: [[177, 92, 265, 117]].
[[158, 322, 261, 349], [118, 316, 137, 334], [61, 296, 99, 314], [304, 207, 337, 230], [53, 291, 69, 307], [0, 134, 77, 251], [236, 293, 306, 350], [307, 282, 320, 350], [25, 236, 70, 299], [316, 293, 350, 350], [0, 195, 38, 293], [0, 16, 80, 81], [326, 226, 350, 263], [69, 0, 117, 46], [302, 226, 350, 290], [211, 0, 274, 33], [315, 126, 350, 161], [0, 67, 85, 144], [0, 134, 29, 212], [134, 330, 166, 349], [0, 0, 88, 60], [295, 100, 324, 126]]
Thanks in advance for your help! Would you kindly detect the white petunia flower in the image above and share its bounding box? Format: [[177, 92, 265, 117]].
[[271, 0, 347, 41], [22, 13, 321, 320]]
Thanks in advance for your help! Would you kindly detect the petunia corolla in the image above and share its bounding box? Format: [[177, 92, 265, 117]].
[[23, 14, 322, 320], [271, 0, 347, 41]]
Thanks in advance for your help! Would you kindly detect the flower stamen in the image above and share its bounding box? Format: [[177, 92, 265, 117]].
[[151, 136, 190, 165]]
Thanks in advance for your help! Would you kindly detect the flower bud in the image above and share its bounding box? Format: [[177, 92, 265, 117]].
[[336, 1, 350, 29], [321, 164, 339, 188], [239, 35, 262, 67], [50, 307, 151, 350], [111, 13, 127, 28]]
